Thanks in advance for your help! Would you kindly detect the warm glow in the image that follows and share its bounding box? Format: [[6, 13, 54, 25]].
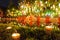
[[45, 1, 48, 4], [12, 33, 20, 39], [41, 4, 44, 6], [59, 3, 60, 7], [6, 27, 12, 29], [52, 5, 55, 9], [40, 1, 44, 6], [12, 33, 20, 37], [40, 1, 43, 4], [7, 10, 10, 12], [22, 11, 26, 15], [21, 5, 24, 8], [45, 26, 53, 31], [56, 8, 58, 11], [46, 26, 52, 28]]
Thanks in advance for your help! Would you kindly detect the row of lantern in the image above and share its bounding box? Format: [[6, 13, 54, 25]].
[[1, 15, 60, 26], [16, 15, 60, 26]]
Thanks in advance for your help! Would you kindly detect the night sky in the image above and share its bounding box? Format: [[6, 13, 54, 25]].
[[0, 0, 23, 8], [0, 0, 24, 16]]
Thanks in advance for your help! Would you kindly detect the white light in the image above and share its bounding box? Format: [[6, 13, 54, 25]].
[[41, 4, 44, 6], [56, 8, 58, 11], [40, 1, 43, 4], [23, 11, 26, 15], [50, 6, 53, 9], [45, 1, 48, 4], [12, 33, 20, 39], [21, 5, 24, 8], [59, 3, 60, 7], [53, 5, 55, 9], [40, 1, 44, 6], [45, 25, 54, 29], [22, 11, 26, 15], [46, 26, 52, 28], [12, 33, 19, 37], [6, 27, 12, 29]]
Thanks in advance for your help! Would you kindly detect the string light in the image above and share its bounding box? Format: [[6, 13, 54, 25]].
[[40, 1, 44, 6], [21, 5, 24, 8], [7, 0, 60, 18], [56, 8, 58, 11], [52, 5, 55, 9], [45, 1, 48, 4], [59, 3, 60, 7], [40, 1, 43, 4]]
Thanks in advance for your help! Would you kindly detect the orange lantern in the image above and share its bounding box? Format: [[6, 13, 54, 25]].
[[21, 16, 26, 25], [36, 16, 40, 26], [58, 17, 60, 25], [25, 14, 36, 26], [16, 16, 26, 25], [16, 16, 22, 23], [45, 16, 50, 24]]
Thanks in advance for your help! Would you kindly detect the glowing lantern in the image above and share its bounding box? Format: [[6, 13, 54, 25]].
[[36, 16, 40, 26], [45, 26, 53, 31], [25, 14, 36, 26], [21, 16, 26, 25], [12, 33, 20, 40], [16, 16, 22, 23], [45, 16, 50, 24], [16, 16, 26, 25], [58, 17, 60, 25]]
